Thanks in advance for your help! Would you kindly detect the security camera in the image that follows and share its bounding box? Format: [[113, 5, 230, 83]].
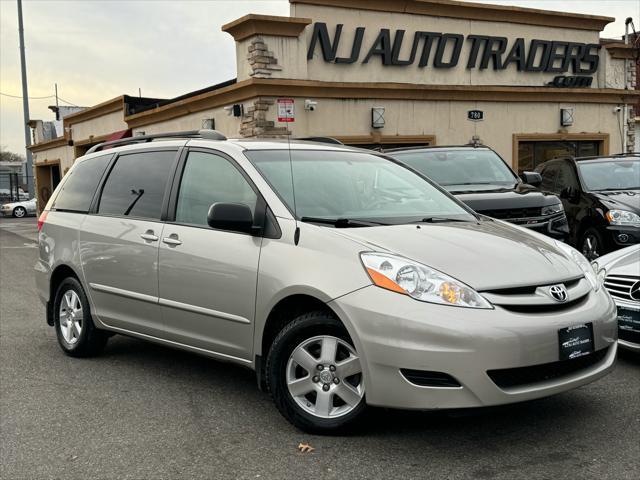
[[304, 99, 318, 111], [613, 106, 622, 113]]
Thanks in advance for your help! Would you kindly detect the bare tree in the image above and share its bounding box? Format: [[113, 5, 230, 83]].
[[0, 146, 26, 163]]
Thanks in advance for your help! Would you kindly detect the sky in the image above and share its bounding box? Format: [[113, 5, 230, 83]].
[[1, 0, 638, 154]]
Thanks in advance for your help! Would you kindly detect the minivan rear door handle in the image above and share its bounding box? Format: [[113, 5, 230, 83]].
[[162, 234, 182, 247], [140, 231, 159, 242]]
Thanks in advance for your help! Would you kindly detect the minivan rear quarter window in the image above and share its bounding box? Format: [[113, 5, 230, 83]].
[[52, 154, 112, 212], [98, 150, 176, 220]]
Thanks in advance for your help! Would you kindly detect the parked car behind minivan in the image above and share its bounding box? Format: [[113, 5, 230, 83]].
[[535, 154, 640, 260], [36, 131, 616, 433], [387, 146, 569, 240]]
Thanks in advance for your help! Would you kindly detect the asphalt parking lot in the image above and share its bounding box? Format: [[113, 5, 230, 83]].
[[1, 216, 639, 480]]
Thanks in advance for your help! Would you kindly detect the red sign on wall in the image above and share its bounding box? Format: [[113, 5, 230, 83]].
[[277, 98, 295, 122]]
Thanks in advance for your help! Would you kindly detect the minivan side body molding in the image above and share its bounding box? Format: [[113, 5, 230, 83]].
[[89, 282, 251, 325]]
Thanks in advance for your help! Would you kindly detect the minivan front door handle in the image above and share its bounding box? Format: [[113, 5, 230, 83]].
[[162, 234, 182, 247], [140, 231, 159, 242]]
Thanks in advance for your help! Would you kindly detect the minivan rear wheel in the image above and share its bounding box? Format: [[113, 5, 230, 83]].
[[53, 277, 108, 357], [266, 312, 366, 434]]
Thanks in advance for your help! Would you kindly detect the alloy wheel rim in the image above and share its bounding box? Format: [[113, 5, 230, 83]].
[[582, 235, 599, 260], [15, 208, 25, 217], [59, 290, 83, 344], [286, 335, 364, 419]]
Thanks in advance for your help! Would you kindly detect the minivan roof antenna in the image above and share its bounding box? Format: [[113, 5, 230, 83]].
[[287, 130, 301, 245]]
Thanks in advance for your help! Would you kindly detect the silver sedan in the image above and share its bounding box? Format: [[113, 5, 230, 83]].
[[1, 198, 37, 218]]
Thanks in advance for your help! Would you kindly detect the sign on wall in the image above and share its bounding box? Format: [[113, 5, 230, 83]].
[[277, 98, 295, 122], [307, 23, 600, 77], [467, 110, 484, 122]]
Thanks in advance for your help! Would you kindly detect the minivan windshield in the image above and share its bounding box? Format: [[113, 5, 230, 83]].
[[245, 150, 475, 225], [577, 159, 640, 191], [391, 149, 517, 188]]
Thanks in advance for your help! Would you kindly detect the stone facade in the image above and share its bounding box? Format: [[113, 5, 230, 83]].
[[247, 37, 283, 78], [240, 98, 290, 138]]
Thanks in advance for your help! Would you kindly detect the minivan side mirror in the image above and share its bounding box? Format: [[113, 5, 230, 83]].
[[207, 203, 258, 235], [520, 171, 543, 187]]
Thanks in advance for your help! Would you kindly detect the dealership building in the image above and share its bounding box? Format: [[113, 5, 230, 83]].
[[29, 0, 638, 208]]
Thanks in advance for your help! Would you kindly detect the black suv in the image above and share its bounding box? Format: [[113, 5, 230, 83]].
[[535, 154, 640, 259], [387, 146, 569, 239]]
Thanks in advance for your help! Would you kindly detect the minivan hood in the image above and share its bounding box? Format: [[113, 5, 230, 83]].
[[333, 220, 583, 290]]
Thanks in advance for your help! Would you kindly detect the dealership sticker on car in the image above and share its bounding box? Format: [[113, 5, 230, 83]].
[[558, 323, 594, 360], [617, 306, 640, 334]]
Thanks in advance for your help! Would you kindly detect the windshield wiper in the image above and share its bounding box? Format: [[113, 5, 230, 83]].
[[441, 182, 508, 186], [411, 217, 471, 224], [300, 217, 385, 227], [594, 187, 639, 192]]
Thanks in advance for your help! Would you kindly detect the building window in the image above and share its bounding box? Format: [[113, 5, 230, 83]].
[[517, 140, 601, 173]]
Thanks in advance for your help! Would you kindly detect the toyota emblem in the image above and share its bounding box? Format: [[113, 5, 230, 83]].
[[630, 281, 640, 302], [549, 285, 568, 302]]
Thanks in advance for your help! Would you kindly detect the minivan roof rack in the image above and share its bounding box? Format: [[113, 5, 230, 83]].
[[86, 129, 227, 154], [295, 136, 343, 145]]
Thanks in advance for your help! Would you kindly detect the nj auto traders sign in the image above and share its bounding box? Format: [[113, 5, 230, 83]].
[[307, 23, 600, 76]]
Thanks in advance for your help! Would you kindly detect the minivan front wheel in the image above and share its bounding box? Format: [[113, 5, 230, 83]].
[[53, 277, 108, 357], [266, 312, 366, 434]]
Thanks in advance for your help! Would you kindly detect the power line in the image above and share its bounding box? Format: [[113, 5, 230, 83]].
[[1, 91, 81, 107], [0, 91, 54, 100], [57, 97, 80, 107]]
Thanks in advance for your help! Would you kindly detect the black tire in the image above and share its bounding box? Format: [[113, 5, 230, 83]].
[[266, 311, 366, 434], [13, 206, 26, 218], [580, 227, 605, 261], [53, 277, 108, 357]]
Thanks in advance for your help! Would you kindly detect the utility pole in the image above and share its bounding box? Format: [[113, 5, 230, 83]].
[[17, 0, 34, 197]]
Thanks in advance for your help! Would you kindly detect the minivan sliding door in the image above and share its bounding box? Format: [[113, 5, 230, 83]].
[[79, 149, 178, 337]]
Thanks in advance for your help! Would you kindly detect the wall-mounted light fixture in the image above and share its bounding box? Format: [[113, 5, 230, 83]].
[[372, 107, 385, 129], [560, 108, 574, 127]]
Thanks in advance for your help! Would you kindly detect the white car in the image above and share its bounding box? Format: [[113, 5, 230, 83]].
[[1, 198, 37, 218], [597, 245, 640, 352]]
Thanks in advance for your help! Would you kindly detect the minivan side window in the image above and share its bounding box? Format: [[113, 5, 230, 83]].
[[175, 151, 258, 227], [98, 150, 176, 220], [52, 154, 111, 212]]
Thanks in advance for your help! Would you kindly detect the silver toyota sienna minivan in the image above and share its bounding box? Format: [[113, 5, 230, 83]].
[[35, 130, 617, 433]]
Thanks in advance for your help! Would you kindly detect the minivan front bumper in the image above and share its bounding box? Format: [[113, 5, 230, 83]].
[[329, 285, 617, 410]]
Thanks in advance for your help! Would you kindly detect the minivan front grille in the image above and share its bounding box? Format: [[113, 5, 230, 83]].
[[497, 294, 588, 314], [604, 274, 640, 302], [487, 347, 609, 390], [486, 278, 581, 297]]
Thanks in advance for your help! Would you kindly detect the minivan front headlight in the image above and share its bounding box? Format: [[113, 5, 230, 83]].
[[360, 252, 493, 309], [555, 241, 601, 291]]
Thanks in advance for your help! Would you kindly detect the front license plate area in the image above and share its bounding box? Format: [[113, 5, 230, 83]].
[[558, 323, 594, 360], [617, 306, 640, 333]]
